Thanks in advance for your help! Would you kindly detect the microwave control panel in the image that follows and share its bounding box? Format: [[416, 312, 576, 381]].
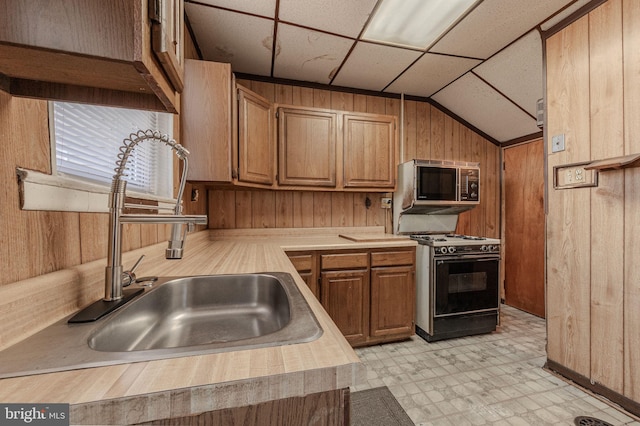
[[459, 168, 479, 201]]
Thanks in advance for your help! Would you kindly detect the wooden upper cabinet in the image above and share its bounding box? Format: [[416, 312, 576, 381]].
[[182, 59, 233, 182], [277, 106, 337, 187], [0, 0, 182, 112], [343, 113, 397, 189], [150, 0, 185, 93], [238, 85, 274, 186]]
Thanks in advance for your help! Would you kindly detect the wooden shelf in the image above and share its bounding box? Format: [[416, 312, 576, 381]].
[[584, 153, 640, 171]]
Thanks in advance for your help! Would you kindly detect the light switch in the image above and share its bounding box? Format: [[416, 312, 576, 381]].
[[551, 134, 565, 153]]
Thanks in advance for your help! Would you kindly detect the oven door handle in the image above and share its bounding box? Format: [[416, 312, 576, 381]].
[[435, 255, 499, 263]]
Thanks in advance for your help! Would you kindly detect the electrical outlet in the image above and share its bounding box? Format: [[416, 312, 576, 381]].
[[553, 163, 598, 189], [381, 197, 392, 209]]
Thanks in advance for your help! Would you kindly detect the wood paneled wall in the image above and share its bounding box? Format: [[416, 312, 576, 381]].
[[546, 0, 640, 403], [0, 91, 177, 287], [207, 79, 500, 238]]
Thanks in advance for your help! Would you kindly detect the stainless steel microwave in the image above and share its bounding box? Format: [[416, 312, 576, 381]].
[[395, 159, 480, 214]]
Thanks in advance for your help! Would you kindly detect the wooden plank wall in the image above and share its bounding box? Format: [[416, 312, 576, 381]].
[[0, 91, 176, 287], [546, 0, 640, 402], [207, 79, 500, 238]]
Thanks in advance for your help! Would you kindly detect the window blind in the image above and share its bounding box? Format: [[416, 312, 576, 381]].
[[51, 102, 174, 198]]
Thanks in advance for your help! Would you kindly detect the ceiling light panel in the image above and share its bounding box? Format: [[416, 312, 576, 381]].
[[273, 24, 354, 84], [332, 42, 422, 91], [189, 0, 277, 18], [385, 53, 480, 97], [474, 31, 543, 116], [279, 0, 378, 38], [362, 0, 477, 49], [432, 73, 541, 142], [185, 4, 274, 75]]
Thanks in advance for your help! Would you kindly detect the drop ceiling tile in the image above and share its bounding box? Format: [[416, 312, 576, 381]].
[[430, 0, 574, 59], [474, 30, 543, 116], [278, 0, 377, 38], [385, 54, 481, 97], [187, 0, 276, 18], [273, 24, 354, 84], [432, 73, 540, 142], [331, 42, 421, 91], [185, 4, 274, 75], [541, 0, 591, 30]]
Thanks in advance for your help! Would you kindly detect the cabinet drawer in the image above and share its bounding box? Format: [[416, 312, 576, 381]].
[[321, 253, 368, 270], [371, 250, 414, 267], [288, 254, 314, 271]]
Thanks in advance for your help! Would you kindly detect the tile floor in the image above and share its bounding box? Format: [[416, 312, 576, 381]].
[[352, 304, 640, 426]]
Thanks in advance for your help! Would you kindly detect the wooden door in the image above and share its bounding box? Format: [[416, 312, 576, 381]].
[[370, 265, 414, 338], [503, 139, 545, 317], [277, 106, 337, 187], [237, 85, 274, 185], [320, 270, 368, 345], [343, 113, 396, 189]]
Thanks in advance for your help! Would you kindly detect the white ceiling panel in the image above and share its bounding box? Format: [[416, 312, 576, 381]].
[[273, 24, 354, 84], [385, 54, 481, 98], [432, 73, 541, 142], [185, 0, 591, 142], [186, 4, 274, 75], [279, 0, 377, 38], [474, 30, 543, 116], [188, 0, 276, 18], [430, 0, 574, 59], [541, 0, 591, 30], [332, 42, 421, 91]]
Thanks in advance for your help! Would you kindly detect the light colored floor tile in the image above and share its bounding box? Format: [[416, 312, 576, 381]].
[[352, 305, 638, 425]]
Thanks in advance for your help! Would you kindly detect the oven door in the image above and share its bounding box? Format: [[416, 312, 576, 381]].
[[432, 255, 499, 317]]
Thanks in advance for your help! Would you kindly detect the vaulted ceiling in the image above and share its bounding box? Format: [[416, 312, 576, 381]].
[[185, 0, 593, 144]]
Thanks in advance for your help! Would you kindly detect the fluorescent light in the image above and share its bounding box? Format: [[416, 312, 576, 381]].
[[363, 0, 476, 49]]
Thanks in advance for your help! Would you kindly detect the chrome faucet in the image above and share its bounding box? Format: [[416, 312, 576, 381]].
[[104, 130, 208, 302]]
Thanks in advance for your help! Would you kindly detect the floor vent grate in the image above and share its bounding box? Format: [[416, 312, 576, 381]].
[[574, 416, 614, 426]]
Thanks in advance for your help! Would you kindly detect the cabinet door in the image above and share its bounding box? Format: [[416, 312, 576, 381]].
[[238, 86, 274, 185], [343, 113, 396, 189], [150, 0, 185, 92], [320, 270, 369, 345], [370, 266, 415, 338], [278, 106, 337, 187], [182, 60, 233, 182]]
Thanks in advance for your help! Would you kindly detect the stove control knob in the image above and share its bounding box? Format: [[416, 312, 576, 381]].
[[491, 245, 499, 252], [440, 247, 448, 254], [448, 246, 456, 254], [481, 245, 488, 252]]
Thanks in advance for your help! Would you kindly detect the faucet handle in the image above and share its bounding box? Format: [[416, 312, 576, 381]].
[[122, 255, 145, 287]]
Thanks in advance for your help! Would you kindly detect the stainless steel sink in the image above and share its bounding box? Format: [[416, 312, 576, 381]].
[[0, 272, 322, 378], [90, 274, 296, 352]]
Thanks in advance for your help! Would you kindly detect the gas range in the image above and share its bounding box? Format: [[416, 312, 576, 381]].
[[410, 234, 500, 256]]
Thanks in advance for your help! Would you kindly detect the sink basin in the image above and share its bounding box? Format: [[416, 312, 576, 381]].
[[90, 274, 295, 352], [0, 272, 322, 378]]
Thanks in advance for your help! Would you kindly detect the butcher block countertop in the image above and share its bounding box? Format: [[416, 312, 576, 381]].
[[0, 227, 414, 425]]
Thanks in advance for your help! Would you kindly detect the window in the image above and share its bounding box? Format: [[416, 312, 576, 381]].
[[17, 102, 177, 212], [51, 101, 174, 199]]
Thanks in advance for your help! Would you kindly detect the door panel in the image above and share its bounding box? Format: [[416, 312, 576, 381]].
[[504, 139, 545, 317]]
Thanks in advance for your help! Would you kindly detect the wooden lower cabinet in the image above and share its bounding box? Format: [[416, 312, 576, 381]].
[[370, 265, 415, 338], [137, 388, 350, 425], [287, 246, 415, 347], [321, 269, 369, 346], [285, 251, 318, 298]]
